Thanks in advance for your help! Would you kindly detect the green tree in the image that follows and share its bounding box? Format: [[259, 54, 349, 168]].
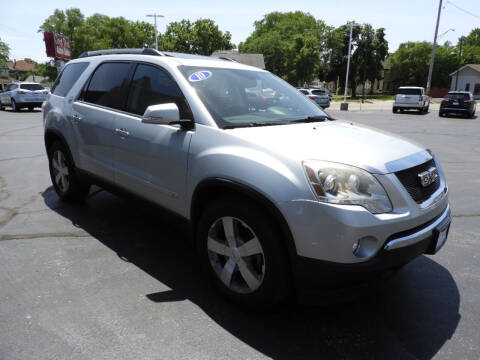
[[324, 23, 388, 97], [39, 9, 155, 58], [159, 19, 234, 55], [387, 41, 457, 89], [0, 37, 10, 65], [458, 28, 480, 65], [239, 11, 330, 85]]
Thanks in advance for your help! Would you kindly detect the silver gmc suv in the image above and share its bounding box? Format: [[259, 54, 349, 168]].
[[43, 49, 450, 306]]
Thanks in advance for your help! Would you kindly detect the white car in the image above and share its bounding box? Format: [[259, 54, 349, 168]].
[[0, 82, 48, 111], [393, 87, 430, 114]]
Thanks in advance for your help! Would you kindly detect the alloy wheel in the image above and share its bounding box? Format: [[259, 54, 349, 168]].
[[51, 150, 70, 193], [207, 216, 265, 294]]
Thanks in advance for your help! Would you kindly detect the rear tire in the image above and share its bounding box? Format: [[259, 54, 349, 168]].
[[48, 141, 90, 202], [392, 107, 398, 113], [196, 197, 290, 307], [28, 106, 34, 111]]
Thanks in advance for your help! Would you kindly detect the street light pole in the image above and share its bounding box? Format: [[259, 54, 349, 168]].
[[341, 22, 354, 110], [146, 13, 165, 50], [426, 0, 443, 96]]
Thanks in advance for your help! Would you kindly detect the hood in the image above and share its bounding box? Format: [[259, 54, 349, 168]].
[[229, 120, 430, 174]]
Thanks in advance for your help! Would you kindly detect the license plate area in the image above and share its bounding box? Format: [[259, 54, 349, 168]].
[[430, 216, 451, 254]]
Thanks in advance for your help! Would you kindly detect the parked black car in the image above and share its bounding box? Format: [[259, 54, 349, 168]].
[[439, 91, 476, 118]]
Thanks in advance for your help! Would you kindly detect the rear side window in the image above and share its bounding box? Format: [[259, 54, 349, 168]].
[[20, 84, 44, 91], [446, 93, 470, 100], [126, 64, 191, 118], [52, 62, 89, 97], [84, 62, 132, 110], [396, 88, 422, 95]]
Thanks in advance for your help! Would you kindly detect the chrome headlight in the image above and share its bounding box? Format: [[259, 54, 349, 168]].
[[303, 160, 392, 214]]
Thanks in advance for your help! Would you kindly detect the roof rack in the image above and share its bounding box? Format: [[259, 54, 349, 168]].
[[78, 48, 167, 58], [217, 56, 238, 63]]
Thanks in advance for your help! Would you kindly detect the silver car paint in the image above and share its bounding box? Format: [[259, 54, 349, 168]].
[[44, 54, 449, 264]]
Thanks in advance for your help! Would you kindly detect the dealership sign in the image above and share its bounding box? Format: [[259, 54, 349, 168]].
[[44, 32, 71, 60]]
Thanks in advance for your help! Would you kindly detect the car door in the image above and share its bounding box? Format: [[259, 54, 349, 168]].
[[72, 61, 133, 181], [112, 63, 194, 215]]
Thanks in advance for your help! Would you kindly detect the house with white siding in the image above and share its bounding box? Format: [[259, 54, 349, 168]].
[[450, 64, 480, 99]]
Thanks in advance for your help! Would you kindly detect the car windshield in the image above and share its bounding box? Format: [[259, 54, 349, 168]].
[[179, 66, 328, 128], [446, 93, 470, 100], [20, 84, 44, 91]]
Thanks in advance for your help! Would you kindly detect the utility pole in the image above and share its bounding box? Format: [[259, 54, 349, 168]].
[[426, 0, 443, 96], [341, 22, 354, 111], [146, 13, 165, 50], [455, 37, 463, 90]]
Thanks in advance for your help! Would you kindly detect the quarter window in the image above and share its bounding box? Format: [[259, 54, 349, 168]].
[[52, 62, 89, 97], [84, 62, 131, 110], [126, 64, 191, 118]]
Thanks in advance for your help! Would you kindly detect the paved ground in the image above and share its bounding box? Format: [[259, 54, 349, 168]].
[[0, 108, 479, 360], [329, 99, 441, 111]]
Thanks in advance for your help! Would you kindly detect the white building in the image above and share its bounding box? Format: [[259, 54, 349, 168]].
[[450, 64, 480, 99]]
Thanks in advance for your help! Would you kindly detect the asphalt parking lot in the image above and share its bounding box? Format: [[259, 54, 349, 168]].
[[0, 108, 479, 360]]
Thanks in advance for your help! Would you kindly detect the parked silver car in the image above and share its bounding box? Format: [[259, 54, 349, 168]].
[[393, 86, 430, 114], [298, 88, 330, 108], [0, 82, 48, 111], [43, 49, 450, 306]]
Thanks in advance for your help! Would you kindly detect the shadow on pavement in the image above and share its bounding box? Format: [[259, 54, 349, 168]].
[[43, 186, 460, 360]]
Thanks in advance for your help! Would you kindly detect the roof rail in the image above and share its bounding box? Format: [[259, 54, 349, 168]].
[[217, 56, 238, 63], [78, 48, 166, 58]]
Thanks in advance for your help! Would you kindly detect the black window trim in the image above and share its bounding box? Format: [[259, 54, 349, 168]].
[[77, 60, 134, 112], [51, 61, 90, 98], [76, 60, 194, 122]]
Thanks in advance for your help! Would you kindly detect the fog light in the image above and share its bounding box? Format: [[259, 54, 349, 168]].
[[352, 236, 379, 259], [352, 240, 360, 255]]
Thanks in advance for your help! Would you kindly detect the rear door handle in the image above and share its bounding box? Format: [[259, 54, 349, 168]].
[[115, 128, 130, 138]]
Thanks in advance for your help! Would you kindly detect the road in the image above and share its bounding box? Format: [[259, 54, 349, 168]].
[[0, 108, 479, 360]]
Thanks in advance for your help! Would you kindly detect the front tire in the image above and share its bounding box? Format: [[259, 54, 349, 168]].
[[392, 107, 398, 113], [196, 197, 290, 307], [48, 141, 90, 202], [11, 99, 18, 112]]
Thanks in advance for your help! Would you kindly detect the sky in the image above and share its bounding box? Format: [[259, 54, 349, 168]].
[[1, 0, 479, 63]]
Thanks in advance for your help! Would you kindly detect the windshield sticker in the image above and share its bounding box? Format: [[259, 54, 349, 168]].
[[189, 71, 212, 82]]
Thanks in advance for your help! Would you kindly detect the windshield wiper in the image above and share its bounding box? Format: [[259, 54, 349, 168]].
[[223, 121, 289, 129], [288, 115, 333, 123]]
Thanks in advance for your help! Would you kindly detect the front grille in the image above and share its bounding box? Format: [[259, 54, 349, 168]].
[[395, 159, 440, 203]]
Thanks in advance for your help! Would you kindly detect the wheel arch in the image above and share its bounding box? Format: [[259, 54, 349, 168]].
[[190, 178, 298, 261]]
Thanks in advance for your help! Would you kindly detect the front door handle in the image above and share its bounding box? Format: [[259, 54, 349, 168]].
[[71, 113, 82, 124], [115, 128, 130, 138]]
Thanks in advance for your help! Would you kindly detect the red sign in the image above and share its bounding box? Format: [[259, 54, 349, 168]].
[[44, 32, 71, 60]]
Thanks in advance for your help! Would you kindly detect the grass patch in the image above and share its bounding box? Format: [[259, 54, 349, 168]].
[[331, 94, 394, 102]]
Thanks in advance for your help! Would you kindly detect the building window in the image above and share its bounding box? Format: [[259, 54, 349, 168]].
[[465, 83, 470, 92], [474, 83, 480, 96]]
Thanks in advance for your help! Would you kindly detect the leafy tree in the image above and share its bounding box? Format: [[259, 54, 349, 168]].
[[39, 8, 155, 58], [239, 11, 330, 85], [324, 22, 388, 97], [458, 28, 480, 65], [0, 37, 10, 65], [159, 19, 234, 55], [387, 41, 457, 89]]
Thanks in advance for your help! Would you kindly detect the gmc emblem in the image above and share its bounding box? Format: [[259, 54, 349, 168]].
[[418, 167, 439, 187]]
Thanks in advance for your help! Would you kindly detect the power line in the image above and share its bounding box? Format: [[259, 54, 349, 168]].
[[446, 0, 480, 20]]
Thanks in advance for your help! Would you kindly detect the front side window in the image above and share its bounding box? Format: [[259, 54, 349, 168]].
[[126, 64, 191, 118], [84, 62, 131, 110], [179, 66, 327, 128], [52, 62, 89, 97]]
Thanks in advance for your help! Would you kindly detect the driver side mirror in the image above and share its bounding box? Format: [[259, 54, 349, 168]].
[[142, 103, 194, 130]]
